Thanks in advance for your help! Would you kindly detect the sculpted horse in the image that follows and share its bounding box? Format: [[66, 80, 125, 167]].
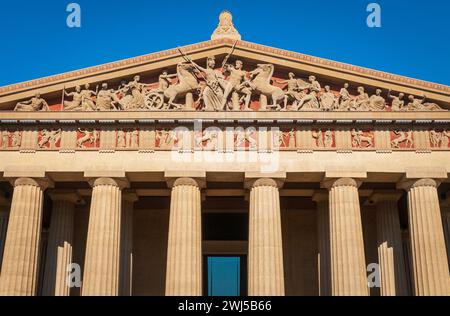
[[249, 64, 285, 109], [163, 62, 199, 109]]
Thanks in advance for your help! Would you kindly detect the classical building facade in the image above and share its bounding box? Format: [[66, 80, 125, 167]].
[[0, 11, 449, 296]]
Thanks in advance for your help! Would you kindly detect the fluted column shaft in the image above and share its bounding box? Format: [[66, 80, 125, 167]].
[[328, 178, 368, 296], [404, 179, 450, 296], [42, 195, 76, 296], [82, 178, 124, 296], [165, 178, 202, 296], [0, 211, 9, 274], [314, 193, 331, 296], [373, 195, 408, 296], [248, 178, 285, 296], [119, 193, 137, 296], [0, 178, 49, 296]]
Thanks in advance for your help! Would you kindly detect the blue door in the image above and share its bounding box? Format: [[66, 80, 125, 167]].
[[207, 257, 241, 296]]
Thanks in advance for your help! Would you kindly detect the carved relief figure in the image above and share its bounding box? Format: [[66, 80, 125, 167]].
[[14, 93, 50, 112], [405, 95, 443, 111], [351, 87, 370, 111], [39, 129, 62, 149], [274, 72, 303, 110], [158, 71, 178, 92], [313, 130, 334, 148], [430, 130, 450, 148], [351, 129, 374, 148], [369, 89, 386, 111], [156, 129, 177, 150], [320, 86, 337, 111], [235, 129, 257, 150], [196, 130, 220, 150], [96, 83, 120, 111], [77, 129, 100, 148], [338, 83, 352, 111], [388, 90, 405, 111], [1, 130, 9, 149], [63, 86, 83, 111], [118, 75, 149, 110], [295, 76, 321, 110], [147, 62, 199, 110], [117, 129, 139, 148], [11, 131, 22, 149], [221, 60, 252, 110], [277, 129, 296, 149], [324, 130, 334, 148], [248, 64, 285, 110], [189, 57, 225, 111], [391, 130, 414, 149]]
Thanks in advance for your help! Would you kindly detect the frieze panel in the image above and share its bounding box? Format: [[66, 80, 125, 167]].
[[116, 129, 139, 149], [390, 130, 414, 149], [38, 129, 61, 150], [0, 130, 22, 149], [429, 130, 450, 149], [77, 128, 100, 149], [312, 129, 335, 149], [351, 129, 375, 149]]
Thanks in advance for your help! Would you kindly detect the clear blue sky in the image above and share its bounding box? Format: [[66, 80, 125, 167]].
[[0, 0, 449, 86]]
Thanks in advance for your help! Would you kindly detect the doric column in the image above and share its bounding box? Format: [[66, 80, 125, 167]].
[[248, 178, 285, 296], [0, 210, 9, 274], [0, 178, 51, 296], [326, 178, 368, 296], [119, 192, 137, 296], [165, 178, 202, 296], [313, 192, 331, 296], [399, 179, 450, 296], [370, 192, 408, 296], [82, 178, 127, 296], [42, 192, 79, 296]]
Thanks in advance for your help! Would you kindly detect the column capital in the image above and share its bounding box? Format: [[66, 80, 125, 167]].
[[367, 190, 403, 205], [397, 178, 440, 191], [47, 190, 85, 205], [88, 177, 129, 189], [321, 177, 362, 190], [12, 177, 54, 191], [244, 171, 286, 189], [165, 170, 206, 189]]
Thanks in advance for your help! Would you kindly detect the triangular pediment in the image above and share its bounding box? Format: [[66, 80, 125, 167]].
[[1, 38, 449, 112]]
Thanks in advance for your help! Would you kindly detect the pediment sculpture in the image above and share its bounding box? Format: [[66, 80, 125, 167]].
[[12, 55, 447, 113]]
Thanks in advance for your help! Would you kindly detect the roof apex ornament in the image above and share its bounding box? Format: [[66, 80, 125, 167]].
[[211, 10, 242, 41]]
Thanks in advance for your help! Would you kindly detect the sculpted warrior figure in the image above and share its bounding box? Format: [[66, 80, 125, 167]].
[[369, 89, 386, 111], [312, 130, 324, 148], [1, 131, 9, 149], [77, 128, 99, 148], [351, 129, 374, 148], [189, 56, 226, 111], [391, 130, 414, 148], [405, 95, 443, 111], [320, 86, 337, 111], [96, 83, 120, 111], [221, 60, 252, 110], [117, 130, 127, 148], [14, 93, 50, 112], [338, 83, 352, 111], [235, 129, 257, 149], [351, 87, 370, 111], [274, 72, 303, 110], [80, 84, 97, 111], [295, 76, 321, 110], [39, 129, 61, 149], [388, 90, 405, 111]]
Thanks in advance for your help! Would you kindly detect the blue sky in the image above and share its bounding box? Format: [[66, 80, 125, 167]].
[[0, 0, 449, 86]]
